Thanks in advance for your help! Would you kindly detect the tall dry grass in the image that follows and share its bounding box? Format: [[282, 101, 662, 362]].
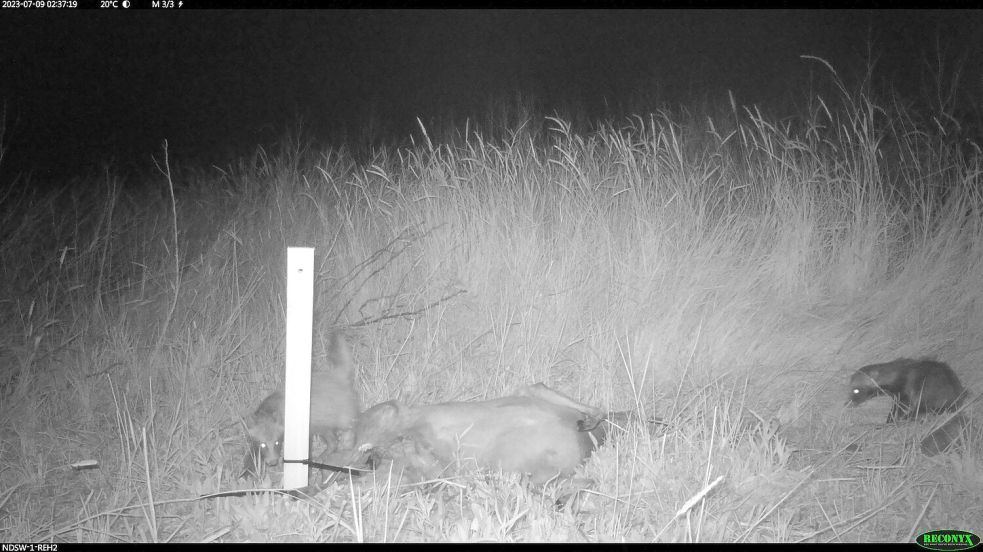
[[1, 63, 981, 542]]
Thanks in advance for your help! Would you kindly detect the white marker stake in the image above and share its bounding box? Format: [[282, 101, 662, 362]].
[[283, 247, 314, 490]]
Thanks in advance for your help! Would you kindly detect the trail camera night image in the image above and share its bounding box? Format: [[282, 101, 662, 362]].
[[1, 8, 982, 544]]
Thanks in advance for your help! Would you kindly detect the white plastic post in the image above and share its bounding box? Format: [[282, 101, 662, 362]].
[[283, 247, 314, 489]]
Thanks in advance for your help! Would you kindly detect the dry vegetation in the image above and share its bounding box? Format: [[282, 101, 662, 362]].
[[1, 63, 981, 542]]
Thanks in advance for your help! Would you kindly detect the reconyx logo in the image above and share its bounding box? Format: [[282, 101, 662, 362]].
[[916, 530, 981, 551]]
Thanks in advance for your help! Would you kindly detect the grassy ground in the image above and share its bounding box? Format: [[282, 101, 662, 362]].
[[1, 68, 981, 542]]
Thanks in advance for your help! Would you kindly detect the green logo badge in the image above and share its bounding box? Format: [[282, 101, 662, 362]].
[[916, 530, 981, 551]]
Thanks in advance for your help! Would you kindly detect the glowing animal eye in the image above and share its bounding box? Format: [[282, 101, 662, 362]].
[[260, 443, 267, 449], [852, 389, 859, 394]]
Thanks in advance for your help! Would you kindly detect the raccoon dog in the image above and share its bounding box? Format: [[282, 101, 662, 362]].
[[242, 332, 359, 477], [847, 358, 965, 423], [351, 383, 612, 484]]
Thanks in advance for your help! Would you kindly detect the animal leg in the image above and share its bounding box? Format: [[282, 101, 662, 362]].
[[886, 403, 900, 423], [887, 398, 913, 423]]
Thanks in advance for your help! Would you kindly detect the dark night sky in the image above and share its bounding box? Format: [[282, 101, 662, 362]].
[[1, 10, 981, 179]]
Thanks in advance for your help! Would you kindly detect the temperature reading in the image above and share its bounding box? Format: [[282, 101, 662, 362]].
[[100, 0, 117, 5]]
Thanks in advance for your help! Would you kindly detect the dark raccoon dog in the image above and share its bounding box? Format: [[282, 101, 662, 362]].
[[847, 358, 965, 423], [242, 332, 360, 477]]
